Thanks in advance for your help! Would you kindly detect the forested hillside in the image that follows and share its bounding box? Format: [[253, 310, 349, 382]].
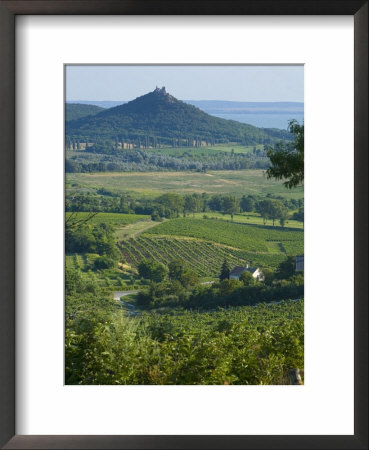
[[66, 87, 292, 148], [66, 103, 105, 122]]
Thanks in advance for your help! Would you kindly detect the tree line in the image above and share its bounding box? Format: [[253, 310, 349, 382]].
[[66, 191, 304, 226], [66, 147, 270, 173], [136, 255, 303, 310]]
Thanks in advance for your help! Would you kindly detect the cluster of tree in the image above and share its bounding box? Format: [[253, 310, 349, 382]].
[[66, 191, 304, 226], [220, 256, 302, 285], [65, 148, 270, 173], [186, 280, 303, 310], [240, 194, 302, 213], [66, 192, 133, 214], [137, 258, 199, 306], [266, 120, 304, 189], [136, 255, 303, 310], [65, 223, 119, 270], [257, 199, 289, 226], [292, 206, 304, 223]]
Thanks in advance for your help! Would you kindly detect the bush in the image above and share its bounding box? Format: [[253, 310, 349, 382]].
[[93, 256, 116, 270]]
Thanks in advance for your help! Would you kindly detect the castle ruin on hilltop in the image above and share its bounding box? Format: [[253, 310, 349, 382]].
[[154, 86, 167, 95]]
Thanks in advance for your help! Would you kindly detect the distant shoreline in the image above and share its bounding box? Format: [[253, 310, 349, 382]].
[[66, 99, 304, 114]]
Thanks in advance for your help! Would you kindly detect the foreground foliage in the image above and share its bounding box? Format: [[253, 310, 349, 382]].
[[66, 294, 304, 385]]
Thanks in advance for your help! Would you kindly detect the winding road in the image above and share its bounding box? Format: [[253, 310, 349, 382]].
[[113, 290, 139, 315]]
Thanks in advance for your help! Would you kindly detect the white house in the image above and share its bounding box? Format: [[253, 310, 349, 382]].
[[229, 264, 263, 281]]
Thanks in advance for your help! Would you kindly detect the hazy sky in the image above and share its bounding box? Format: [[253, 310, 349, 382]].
[[66, 65, 304, 102]]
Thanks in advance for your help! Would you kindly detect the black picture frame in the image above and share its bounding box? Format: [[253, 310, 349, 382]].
[[0, 1, 367, 449]]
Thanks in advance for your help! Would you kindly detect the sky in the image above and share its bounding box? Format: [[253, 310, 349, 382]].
[[65, 65, 304, 103]]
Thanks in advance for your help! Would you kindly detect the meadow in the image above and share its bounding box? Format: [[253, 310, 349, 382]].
[[66, 169, 304, 200]]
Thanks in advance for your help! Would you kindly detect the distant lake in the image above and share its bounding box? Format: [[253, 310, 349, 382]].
[[211, 113, 304, 130]]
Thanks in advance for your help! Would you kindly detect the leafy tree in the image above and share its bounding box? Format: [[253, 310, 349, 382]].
[[257, 199, 272, 225], [168, 259, 184, 281], [157, 193, 184, 217], [257, 198, 288, 226], [221, 196, 239, 221], [168, 258, 198, 287], [180, 269, 199, 288], [292, 206, 304, 228], [93, 256, 116, 270], [240, 195, 255, 212], [151, 211, 161, 221], [266, 120, 304, 188], [279, 212, 289, 228], [138, 259, 152, 279], [184, 195, 198, 217], [208, 195, 223, 212], [219, 259, 230, 281], [276, 255, 296, 280], [65, 267, 84, 296], [138, 259, 168, 282], [239, 270, 257, 286], [262, 269, 275, 286], [151, 264, 169, 283]]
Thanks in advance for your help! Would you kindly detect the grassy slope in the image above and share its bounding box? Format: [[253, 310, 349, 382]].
[[194, 211, 303, 229], [145, 218, 303, 253], [65, 212, 150, 227]]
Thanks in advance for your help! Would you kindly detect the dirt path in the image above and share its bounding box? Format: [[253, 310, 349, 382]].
[[115, 219, 166, 240]]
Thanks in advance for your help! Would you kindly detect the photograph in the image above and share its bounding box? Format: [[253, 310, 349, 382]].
[[65, 65, 304, 385]]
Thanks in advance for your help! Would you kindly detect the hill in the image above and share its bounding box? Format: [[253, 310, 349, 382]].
[[67, 100, 126, 109], [65, 103, 105, 122], [66, 87, 292, 148], [185, 100, 304, 115]]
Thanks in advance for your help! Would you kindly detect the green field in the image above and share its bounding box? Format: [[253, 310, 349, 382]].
[[193, 211, 303, 229], [65, 212, 150, 227], [145, 217, 303, 254], [66, 211, 303, 279], [66, 169, 304, 200], [113, 216, 304, 274], [65, 253, 141, 289]]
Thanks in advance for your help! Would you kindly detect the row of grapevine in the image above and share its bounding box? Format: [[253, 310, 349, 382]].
[[145, 218, 303, 254], [118, 236, 283, 277]]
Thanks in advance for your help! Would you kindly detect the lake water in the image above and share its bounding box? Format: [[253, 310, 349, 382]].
[[211, 113, 304, 130]]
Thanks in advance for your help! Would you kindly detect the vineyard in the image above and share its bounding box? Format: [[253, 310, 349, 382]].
[[118, 236, 286, 276], [144, 218, 303, 258]]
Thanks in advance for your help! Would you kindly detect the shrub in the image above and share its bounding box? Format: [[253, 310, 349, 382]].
[[93, 256, 116, 270]]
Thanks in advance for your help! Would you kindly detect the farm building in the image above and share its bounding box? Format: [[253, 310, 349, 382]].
[[295, 255, 304, 272], [229, 264, 263, 281]]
